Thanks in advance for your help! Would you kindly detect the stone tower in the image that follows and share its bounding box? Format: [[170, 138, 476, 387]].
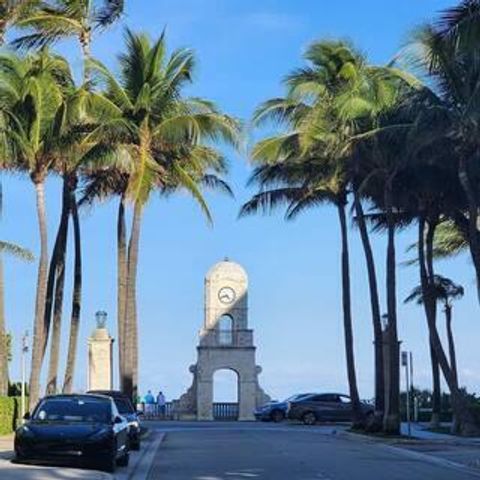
[[176, 259, 270, 421], [87, 323, 114, 391]]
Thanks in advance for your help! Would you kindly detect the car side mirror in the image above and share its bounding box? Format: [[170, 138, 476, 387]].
[[23, 412, 30, 420], [114, 416, 123, 424]]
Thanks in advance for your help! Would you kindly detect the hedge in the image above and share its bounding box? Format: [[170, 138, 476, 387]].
[[0, 397, 26, 435]]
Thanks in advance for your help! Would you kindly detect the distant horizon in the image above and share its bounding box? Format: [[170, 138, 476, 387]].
[[4, 0, 479, 404]]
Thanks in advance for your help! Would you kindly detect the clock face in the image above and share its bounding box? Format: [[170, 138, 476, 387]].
[[218, 286, 236, 304]]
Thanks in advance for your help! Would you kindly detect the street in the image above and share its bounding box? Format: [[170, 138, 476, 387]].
[[2, 422, 480, 479], [145, 422, 480, 480]]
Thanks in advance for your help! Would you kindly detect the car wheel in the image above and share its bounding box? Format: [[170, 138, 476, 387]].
[[271, 410, 285, 423], [100, 446, 117, 473], [302, 412, 317, 426], [14, 450, 26, 463], [117, 451, 130, 467], [131, 439, 141, 451]]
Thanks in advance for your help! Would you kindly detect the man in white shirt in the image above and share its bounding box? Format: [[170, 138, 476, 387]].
[[157, 391, 166, 419]]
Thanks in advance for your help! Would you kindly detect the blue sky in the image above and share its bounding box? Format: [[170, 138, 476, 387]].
[[4, 0, 480, 403]]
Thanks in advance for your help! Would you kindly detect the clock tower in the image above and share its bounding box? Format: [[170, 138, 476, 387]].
[[175, 259, 270, 421]]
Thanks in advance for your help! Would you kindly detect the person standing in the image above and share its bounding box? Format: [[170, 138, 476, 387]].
[[144, 390, 155, 418], [157, 391, 166, 419]]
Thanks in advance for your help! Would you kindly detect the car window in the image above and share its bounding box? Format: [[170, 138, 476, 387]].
[[34, 398, 112, 423], [310, 394, 340, 403], [114, 398, 135, 414]]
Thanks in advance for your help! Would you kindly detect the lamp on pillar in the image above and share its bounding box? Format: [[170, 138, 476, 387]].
[[88, 310, 114, 391], [95, 310, 108, 329]]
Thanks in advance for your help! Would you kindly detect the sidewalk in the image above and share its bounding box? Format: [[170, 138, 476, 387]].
[[401, 422, 480, 444], [392, 423, 480, 473], [0, 434, 14, 460]]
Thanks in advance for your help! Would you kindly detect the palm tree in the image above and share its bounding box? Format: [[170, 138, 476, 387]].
[[240, 40, 377, 428], [0, 0, 39, 45], [12, 1, 125, 394], [13, 0, 124, 79], [81, 29, 239, 399], [0, 50, 74, 409], [404, 17, 480, 306], [405, 274, 464, 387]]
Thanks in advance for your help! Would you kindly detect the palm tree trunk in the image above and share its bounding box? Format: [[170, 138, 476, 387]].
[[353, 187, 384, 424], [383, 182, 400, 435], [418, 216, 479, 435], [123, 201, 143, 401], [117, 196, 127, 391], [458, 158, 480, 304], [337, 201, 363, 428], [80, 30, 91, 83], [29, 179, 49, 411], [0, 24, 5, 47], [425, 219, 441, 428], [445, 304, 458, 388], [45, 179, 70, 395], [429, 341, 441, 428], [0, 255, 8, 396], [62, 187, 82, 394]]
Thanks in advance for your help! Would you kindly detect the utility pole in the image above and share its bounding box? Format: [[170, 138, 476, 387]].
[[21, 331, 29, 422]]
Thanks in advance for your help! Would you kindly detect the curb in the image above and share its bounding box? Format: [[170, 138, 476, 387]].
[[341, 428, 480, 447], [127, 432, 165, 480]]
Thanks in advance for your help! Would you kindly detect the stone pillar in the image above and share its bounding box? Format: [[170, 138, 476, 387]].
[[197, 379, 214, 421], [88, 327, 114, 391], [239, 379, 256, 421]]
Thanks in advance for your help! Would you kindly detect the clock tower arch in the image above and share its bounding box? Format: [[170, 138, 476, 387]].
[[175, 259, 270, 421]]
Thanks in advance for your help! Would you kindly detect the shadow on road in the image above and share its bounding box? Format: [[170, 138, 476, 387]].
[[0, 462, 108, 479]]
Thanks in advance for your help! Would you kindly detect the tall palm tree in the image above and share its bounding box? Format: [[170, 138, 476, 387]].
[[82, 29, 239, 399], [240, 40, 377, 428], [12, 0, 125, 394], [0, 50, 74, 409], [405, 274, 464, 388], [0, 0, 39, 45], [405, 19, 480, 306]]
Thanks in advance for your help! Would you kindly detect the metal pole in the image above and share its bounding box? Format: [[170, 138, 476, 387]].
[[409, 351, 414, 392], [21, 332, 28, 422], [406, 354, 411, 436]]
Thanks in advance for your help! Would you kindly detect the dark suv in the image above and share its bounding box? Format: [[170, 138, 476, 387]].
[[286, 393, 374, 425], [88, 390, 142, 450]]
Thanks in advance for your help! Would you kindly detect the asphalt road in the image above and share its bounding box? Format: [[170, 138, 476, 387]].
[[146, 422, 480, 480]]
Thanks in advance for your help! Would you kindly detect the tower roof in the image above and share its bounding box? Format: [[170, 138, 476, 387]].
[[206, 258, 247, 281]]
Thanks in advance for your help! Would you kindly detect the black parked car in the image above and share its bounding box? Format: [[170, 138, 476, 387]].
[[88, 390, 142, 450], [286, 393, 374, 425], [255, 394, 316, 422], [15, 394, 130, 473]]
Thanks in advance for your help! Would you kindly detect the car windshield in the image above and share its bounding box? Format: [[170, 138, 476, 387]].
[[33, 398, 112, 423], [114, 398, 134, 414]]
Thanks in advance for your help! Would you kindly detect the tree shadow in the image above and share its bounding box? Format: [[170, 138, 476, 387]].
[[1, 461, 111, 479]]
